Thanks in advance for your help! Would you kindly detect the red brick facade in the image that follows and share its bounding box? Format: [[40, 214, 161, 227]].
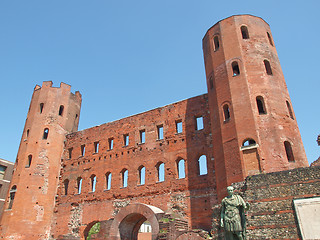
[[0, 15, 309, 240]]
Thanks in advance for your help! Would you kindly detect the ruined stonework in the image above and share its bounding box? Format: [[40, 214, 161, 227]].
[[0, 15, 313, 240]]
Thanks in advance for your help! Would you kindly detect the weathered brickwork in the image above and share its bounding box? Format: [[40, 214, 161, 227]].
[[0, 15, 313, 240]]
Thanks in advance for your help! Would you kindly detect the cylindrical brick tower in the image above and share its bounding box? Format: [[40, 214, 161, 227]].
[[202, 15, 308, 199], [0, 81, 81, 239]]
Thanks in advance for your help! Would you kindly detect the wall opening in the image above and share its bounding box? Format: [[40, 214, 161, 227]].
[[176, 120, 183, 134], [242, 139, 256, 147], [198, 155, 208, 175], [286, 101, 294, 119], [8, 185, 17, 209], [156, 162, 164, 182], [209, 76, 214, 90], [138, 220, 152, 240], [267, 32, 274, 46], [196, 116, 204, 130], [241, 26, 249, 39], [223, 104, 230, 122], [43, 128, 49, 139], [64, 179, 69, 195], [26, 154, 32, 168], [108, 138, 114, 150], [256, 96, 267, 114], [264, 60, 273, 75], [94, 141, 99, 153], [105, 172, 112, 190], [140, 130, 145, 144], [213, 35, 220, 51], [59, 105, 64, 116], [40, 103, 44, 114], [157, 125, 163, 140], [232, 61, 240, 76], [91, 175, 97, 192], [77, 177, 82, 194], [85, 221, 101, 240], [124, 134, 129, 146], [81, 145, 85, 156], [138, 166, 145, 185], [177, 159, 186, 179], [68, 148, 73, 159], [284, 141, 295, 162], [121, 169, 128, 188]]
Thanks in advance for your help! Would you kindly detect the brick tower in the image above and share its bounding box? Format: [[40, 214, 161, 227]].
[[0, 82, 81, 239], [202, 15, 308, 199]]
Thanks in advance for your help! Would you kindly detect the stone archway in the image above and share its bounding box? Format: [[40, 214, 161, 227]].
[[109, 203, 164, 240]]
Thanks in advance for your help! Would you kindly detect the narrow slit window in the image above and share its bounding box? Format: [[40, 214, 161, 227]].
[[232, 62, 240, 76], [40, 103, 44, 114], [138, 166, 145, 185], [157, 125, 164, 140], [267, 32, 274, 46], [256, 96, 267, 114], [121, 169, 128, 188], [177, 159, 186, 179], [209, 76, 214, 90], [64, 179, 69, 195], [43, 128, 49, 140], [196, 116, 204, 130], [176, 120, 183, 134], [68, 148, 73, 159], [91, 175, 96, 192], [81, 145, 85, 156], [123, 134, 129, 146], [8, 185, 17, 209], [198, 155, 208, 175], [157, 162, 165, 182], [26, 129, 29, 138], [286, 101, 294, 120], [59, 105, 64, 116], [77, 177, 82, 194], [140, 130, 145, 144], [108, 138, 114, 150], [105, 172, 112, 190], [223, 104, 230, 121], [213, 35, 220, 51], [241, 26, 249, 39], [94, 142, 99, 153], [284, 141, 295, 162], [26, 154, 32, 168], [264, 60, 273, 75]]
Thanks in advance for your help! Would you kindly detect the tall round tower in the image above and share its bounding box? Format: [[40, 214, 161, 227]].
[[202, 15, 308, 199], [0, 81, 81, 239]]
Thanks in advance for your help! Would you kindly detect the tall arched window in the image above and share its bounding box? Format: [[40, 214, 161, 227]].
[[177, 159, 186, 179], [121, 169, 128, 188], [256, 96, 267, 114], [232, 61, 240, 76], [223, 104, 230, 122], [40, 103, 44, 114], [77, 177, 82, 194], [43, 128, 49, 140], [90, 175, 96, 192], [267, 32, 274, 46], [286, 101, 294, 120], [284, 141, 295, 162], [64, 179, 69, 195], [213, 35, 220, 51], [241, 26, 249, 39], [156, 162, 165, 182], [138, 166, 145, 185], [264, 60, 273, 75], [26, 154, 32, 168], [59, 105, 64, 116], [8, 185, 17, 209], [198, 155, 208, 175], [105, 172, 112, 190]]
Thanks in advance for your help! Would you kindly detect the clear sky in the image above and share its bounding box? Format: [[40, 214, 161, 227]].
[[0, 0, 319, 165]]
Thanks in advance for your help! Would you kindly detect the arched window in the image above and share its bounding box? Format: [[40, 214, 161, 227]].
[[223, 104, 230, 122], [121, 169, 128, 188], [267, 32, 274, 46], [198, 155, 208, 175], [232, 61, 240, 76], [177, 159, 185, 179], [40, 103, 44, 114], [256, 96, 267, 114], [77, 177, 82, 194], [286, 101, 294, 120], [242, 139, 256, 147], [26, 154, 32, 168], [156, 162, 165, 182], [43, 128, 49, 140], [8, 185, 17, 209], [90, 175, 96, 192], [59, 105, 64, 116], [213, 35, 220, 51], [138, 166, 146, 185], [64, 179, 69, 195], [241, 26, 249, 39], [105, 172, 112, 190], [264, 60, 273, 75], [284, 141, 295, 162]]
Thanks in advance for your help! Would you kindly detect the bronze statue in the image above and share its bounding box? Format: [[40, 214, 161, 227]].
[[221, 186, 249, 240]]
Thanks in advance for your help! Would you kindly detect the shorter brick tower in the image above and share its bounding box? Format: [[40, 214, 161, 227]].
[[202, 15, 308, 199], [0, 82, 81, 239]]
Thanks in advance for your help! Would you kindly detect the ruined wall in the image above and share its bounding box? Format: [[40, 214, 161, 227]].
[[52, 94, 218, 239]]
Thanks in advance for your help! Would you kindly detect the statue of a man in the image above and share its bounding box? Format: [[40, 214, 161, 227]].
[[220, 186, 249, 240]]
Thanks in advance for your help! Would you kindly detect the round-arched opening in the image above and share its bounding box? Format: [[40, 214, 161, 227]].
[[119, 213, 148, 240], [138, 220, 152, 240], [84, 221, 100, 240]]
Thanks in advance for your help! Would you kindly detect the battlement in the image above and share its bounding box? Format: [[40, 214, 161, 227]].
[[34, 81, 82, 100]]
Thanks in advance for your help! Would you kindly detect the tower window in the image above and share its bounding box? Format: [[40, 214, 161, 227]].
[[105, 172, 112, 190], [223, 104, 230, 122], [213, 35, 220, 51], [123, 134, 129, 146], [156, 162, 165, 182], [26, 154, 32, 168], [232, 62, 240, 76], [43, 128, 49, 140], [267, 32, 274, 46], [157, 125, 163, 140], [256, 96, 267, 114], [241, 26, 249, 39], [94, 142, 99, 153], [121, 169, 128, 188], [242, 139, 256, 147], [26, 129, 30, 138], [198, 155, 208, 175], [108, 138, 114, 150], [140, 130, 145, 144], [64, 179, 69, 195], [138, 166, 146, 185], [176, 120, 183, 134], [209, 76, 214, 90], [284, 141, 295, 162], [68, 148, 73, 159], [264, 60, 273, 75], [59, 105, 64, 116], [8, 185, 17, 209], [177, 159, 186, 179], [81, 145, 85, 156], [40, 103, 44, 114], [286, 101, 294, 120], [196, 116, 204, 130], [90, 175, 96, 192], [77, 177, 82, 194]]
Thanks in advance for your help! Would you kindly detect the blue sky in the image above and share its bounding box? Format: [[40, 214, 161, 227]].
[[0, 0, 319, 164]]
